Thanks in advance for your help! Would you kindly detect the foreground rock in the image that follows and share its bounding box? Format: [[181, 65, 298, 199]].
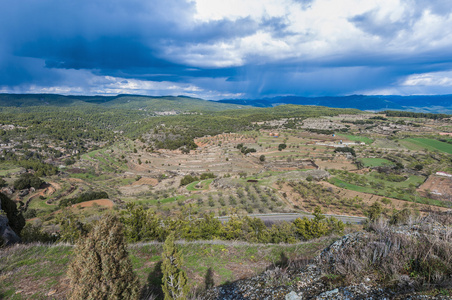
[[0, 213, 21, 245], [202, 212, 452, 299], [202, 263, 449, 299], [0, 193, 23, 245]]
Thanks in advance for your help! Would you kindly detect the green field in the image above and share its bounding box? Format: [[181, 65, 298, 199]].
[[338, 134, 374, 145], [360, 158, 394, 168], [329, 176, 445, 207], [327, 170, 446, 206], [186, 179, 214, 191], [0, 238, 335, 299], [400, 138, 452, 154], [0, 167, 22, 176]]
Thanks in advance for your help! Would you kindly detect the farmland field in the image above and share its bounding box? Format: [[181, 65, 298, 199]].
[[338, 134, 374, 144], [360, 158, 394, 168], [400, 138, 452, 154]]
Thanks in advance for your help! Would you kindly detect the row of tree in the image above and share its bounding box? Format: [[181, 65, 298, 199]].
[[68, 215, 188, 300]]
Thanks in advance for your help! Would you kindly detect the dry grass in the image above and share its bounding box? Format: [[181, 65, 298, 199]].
[[318, 211, 452, 292]]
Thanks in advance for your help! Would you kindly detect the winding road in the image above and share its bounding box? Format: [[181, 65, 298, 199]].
[[217, 212, 366, 224]]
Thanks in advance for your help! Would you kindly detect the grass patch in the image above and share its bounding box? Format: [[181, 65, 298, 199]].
[[360, 158, 394, 168], [69, 172, 98, 181], [329, 174, 446, 207], [400, 138, 452, 154], [0, 238, 336, 299], [135, 195, 186, 206], [329, 177, 372, 193], [186, 179, 213, 191], [337, 134, 374, 145], [0, 167, 22, 176]]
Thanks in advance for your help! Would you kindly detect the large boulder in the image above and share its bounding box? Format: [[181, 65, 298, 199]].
[[0, 193, 25, 245]]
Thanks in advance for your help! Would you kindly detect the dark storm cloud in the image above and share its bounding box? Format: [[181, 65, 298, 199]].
[[0, 0, 258, 85], [0, 0, 452, 97]]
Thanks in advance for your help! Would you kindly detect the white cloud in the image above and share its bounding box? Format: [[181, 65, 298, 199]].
[[403, 71, 452, 87], [357, 70, 452, 96], [194, 0, 290, 21], [190, 0, 452, 67]]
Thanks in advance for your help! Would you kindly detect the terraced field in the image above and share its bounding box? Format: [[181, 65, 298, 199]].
[[338, 134, 374, 145], [400, 138, 452, 154], [360, 158, 394, 167]]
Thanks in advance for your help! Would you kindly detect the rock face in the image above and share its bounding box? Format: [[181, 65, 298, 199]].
[[0, 193, 23, 245], [201, 263, 398, 300], [202, 256, 450, 300], [0, 213, 21, 245]]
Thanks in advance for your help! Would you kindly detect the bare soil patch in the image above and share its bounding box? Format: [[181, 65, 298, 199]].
[[48, 181, 61, 191], [418, 175, 452, 198], [132, 177, 159, 186], [275, 180, 448, 217], [316, 159, 355, 170], [72, 199, 114, 208], [127, 161, 149, 172], [119, 184, 151, 196]]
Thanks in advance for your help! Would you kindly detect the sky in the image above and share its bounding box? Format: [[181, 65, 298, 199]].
[[1, 0, 452, 99]]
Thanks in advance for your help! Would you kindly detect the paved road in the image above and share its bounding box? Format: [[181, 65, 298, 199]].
[[217, 213, 366, 224]]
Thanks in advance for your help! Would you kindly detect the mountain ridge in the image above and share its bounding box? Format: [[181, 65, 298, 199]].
[[0, 93, 451, 114], [214, 94, 452, 113]]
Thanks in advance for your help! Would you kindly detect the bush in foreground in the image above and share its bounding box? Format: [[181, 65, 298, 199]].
[[162, 232, 189, 300], [67, 215, 139, 300]]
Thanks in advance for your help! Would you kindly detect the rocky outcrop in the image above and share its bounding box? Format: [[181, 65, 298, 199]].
[[0, 213, 21, 245], [0, 193, 25, 245], [0, 194, 22, 245], [202, 212, 452, 299]]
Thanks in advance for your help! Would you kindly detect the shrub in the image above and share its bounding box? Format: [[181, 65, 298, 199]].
[[120, 203, 164, 242], [293, 216, 329, 240], [293, 207, 344, 240], [21, 223, 57, 243], [389, 208, 413, 225], [200, 172, 216, 180], [13, 173, 43, 190], [64, 158, 76, 166], [278, 143, 287, 151], [59, 191, 109, 207], [67, 215, 139, 300], [334, 147, 356, 157], [23, 208, 37, 219], [56, 209, 89, 243], [381, 198, 391, 205], [162, 232, 189, 300], [180, 175, 199, 186], [366, 202, 383, 221]]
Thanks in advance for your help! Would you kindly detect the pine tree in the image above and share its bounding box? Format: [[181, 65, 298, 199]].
[[67, 215, 139, 300], [161, 232, 189, 300]]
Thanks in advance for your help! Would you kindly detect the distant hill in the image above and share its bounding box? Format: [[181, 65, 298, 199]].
[[214, 95, 452, 114], [0, 94, 243, 112], [1, 93, 451, 114]]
